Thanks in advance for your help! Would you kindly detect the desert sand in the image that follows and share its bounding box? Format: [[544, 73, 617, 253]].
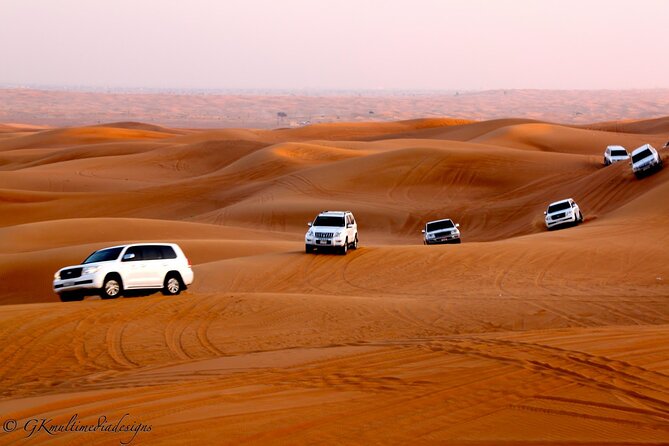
[[0, 117, 668, 444], [2, 87, 669, 128]]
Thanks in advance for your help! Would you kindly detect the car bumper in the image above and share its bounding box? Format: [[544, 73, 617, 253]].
[[425, 237, 460, 245], [306, 238, 346, 247], [182, 269, 194, 286], [53, 274, 103, 293], [425, 234, 461, 244], [545, 215, 576, 228], [633, 161, 659, 173]]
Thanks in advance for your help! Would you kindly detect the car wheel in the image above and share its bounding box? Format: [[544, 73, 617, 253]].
[[352, 235, 358, 249], [454, 238, 462, 244], [578, 211, 584, 222], [162, 274, 182, 296], [340, 239, 348, 255], [59, 291, 84, 302], [305, 244, 314, 254], [101, 275, 122, 299]]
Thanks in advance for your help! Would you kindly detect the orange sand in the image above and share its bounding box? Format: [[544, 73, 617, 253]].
[[0, 118, 668, 445]]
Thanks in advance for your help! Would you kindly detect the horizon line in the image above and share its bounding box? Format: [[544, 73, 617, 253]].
[[2, 83, 669, 96]]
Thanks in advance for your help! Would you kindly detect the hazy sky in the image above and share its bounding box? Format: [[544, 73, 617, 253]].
[[2, 0, 668, 90]]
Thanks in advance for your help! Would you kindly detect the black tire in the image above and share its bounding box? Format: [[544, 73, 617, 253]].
[[351, 235, 358, 249], [162, 273, 183, 296], [454, 238, 462, 244], [59, 291, 84, 302], [578, 211, 584, 223], [100, 274, 122, 299], [306, 244, 314, 254], [340, 239, 348, 255]]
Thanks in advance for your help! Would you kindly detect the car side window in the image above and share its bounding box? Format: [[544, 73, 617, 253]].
[[122, 246, 143, 262], [141, 245, 164, 261], [161, 246, 177, 259]]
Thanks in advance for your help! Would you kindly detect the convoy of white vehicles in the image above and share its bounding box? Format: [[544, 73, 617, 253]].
[[53, 141, 665, 301], [603, 143, 664, 178]]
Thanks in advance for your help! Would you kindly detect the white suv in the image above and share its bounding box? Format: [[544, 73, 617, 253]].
[[603, 145, 629, 166], [53, 243, 194, 301], [422, 218, 461, 245], [544, 198, 583, 230], [305, 211, 358, 255], [630, 144, 663, 178]]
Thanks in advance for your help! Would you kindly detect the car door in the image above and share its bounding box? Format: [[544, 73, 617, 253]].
[[120, 246, 145, 288], [141, 245, 166, 288], [347, 214, 356, 242]]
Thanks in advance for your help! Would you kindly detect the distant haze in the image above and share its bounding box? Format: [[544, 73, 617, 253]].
[[2, 0, 668, 90]]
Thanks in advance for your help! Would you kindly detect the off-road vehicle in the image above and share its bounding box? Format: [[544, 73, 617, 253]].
[[544, 198, 583, 230], [603, 145, 629, 165], [305, 211, 358, 254], [422, 218, 461, 244], [630, 144, 662, 178], [53, 243, 193, 301]]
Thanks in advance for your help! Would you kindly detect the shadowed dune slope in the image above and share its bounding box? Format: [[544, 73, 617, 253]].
[[0, 117, 668, 445]]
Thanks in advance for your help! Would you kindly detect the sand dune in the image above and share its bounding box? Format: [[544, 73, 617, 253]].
[[584, 116, 669, 135], [0, 117, 668, 444]]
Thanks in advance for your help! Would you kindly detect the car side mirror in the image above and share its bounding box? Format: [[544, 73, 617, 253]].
[[122, 253, 135, 261], [543, 211, 547, 215], [455, 223, 460, 228], [421, 229, 425, 233], [347, 223, 353, 228], [307, 222, 312, 227]]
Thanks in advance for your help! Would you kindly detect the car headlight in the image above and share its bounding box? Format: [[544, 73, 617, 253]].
[[54, 271, 61, 280], [334, 231, 342, 237], [427, 233, 435, 239], [83, 266, 100, 275], [307, 229, 314, 237]]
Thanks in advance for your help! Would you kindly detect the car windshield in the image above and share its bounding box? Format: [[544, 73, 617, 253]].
[[611, 149, 628, 157], [313, 216, 345, 227], [632, 149, 653, 163], [426, 220, 454, 232], [83, 247, 123, 264], [547, 201, 571, 213]]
